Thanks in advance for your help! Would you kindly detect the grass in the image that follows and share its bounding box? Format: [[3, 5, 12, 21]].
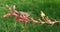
[[0, 0, 60, 32]]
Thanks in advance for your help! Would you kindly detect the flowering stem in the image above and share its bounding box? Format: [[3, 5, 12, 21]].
[[24, 22, 26, 29], [13, 18, 17, 32], [6, 24, 9, 32], [23, 22, 28, 32]]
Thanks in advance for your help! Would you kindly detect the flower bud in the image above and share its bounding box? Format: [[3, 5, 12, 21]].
[[3, 13, 11, 18], [45, 16, 52, 24], [40, 11, 45, 20]]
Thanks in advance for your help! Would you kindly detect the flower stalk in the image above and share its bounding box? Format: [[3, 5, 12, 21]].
[[3, 4, 60, 27]]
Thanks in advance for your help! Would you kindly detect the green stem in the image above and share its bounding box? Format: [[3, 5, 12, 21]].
[[14, 20, 17, 32]]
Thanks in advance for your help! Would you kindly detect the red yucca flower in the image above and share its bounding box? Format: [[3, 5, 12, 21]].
[[16, 15, 28, 23], [3, 13, 11, 18], [45, 16, 52, 24], [30, 18, 45, 24], [17, 18, 28, 23], [16, 15, 23, 20], [23, 14, 29, 18], [30, 18, 36, 22], [30, 18, 39, 23], [3, 4, 29, 23], [12, 10, 19, 17]]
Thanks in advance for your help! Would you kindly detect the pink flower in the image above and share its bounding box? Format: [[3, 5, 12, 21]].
[[18, 19, 24, 22], [23, 20, 28, 22], [3, 13, 11, 18], [16, 16, 23, 20], [12, 10, 19, 17], [45, 16, 52, 24], [17, 18, 28, 23], [30, 18, 39, 23], [13, 12, 18, 17], [23, 14, 29, 18], [16, 15, 28, 23], [30, 18, 36, 22]]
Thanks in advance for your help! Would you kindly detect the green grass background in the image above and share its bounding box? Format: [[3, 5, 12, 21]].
[[0, 0, 60, 32]]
